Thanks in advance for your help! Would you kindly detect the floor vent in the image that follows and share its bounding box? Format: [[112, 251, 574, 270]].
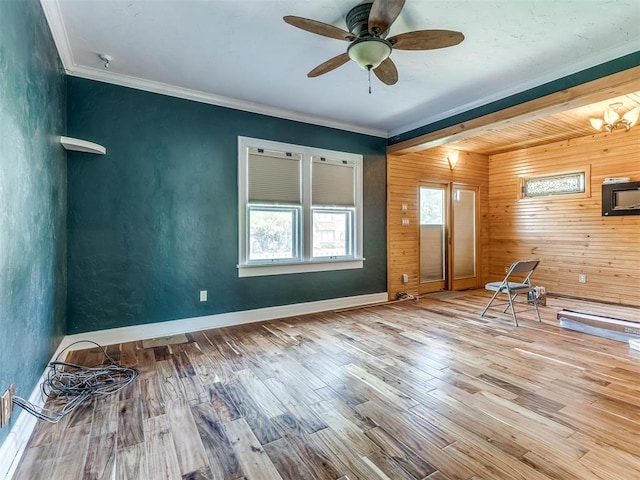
[[142, 334, 189, 348]]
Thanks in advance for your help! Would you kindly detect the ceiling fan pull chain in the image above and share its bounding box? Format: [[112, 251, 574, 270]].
[[368, 66, 372, 94]]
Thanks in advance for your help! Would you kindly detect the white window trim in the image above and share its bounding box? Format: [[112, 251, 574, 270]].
[[238, 136, 364, 278]]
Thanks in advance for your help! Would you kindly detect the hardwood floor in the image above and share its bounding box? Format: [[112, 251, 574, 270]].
[[13, 290, 640, 480]]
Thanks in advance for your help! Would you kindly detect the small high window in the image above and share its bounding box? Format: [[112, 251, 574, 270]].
[[522, 171, 586, 198]]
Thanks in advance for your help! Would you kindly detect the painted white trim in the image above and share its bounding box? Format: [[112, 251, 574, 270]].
[[39, 0, 75, 70], [68, 66, 388, 139], [0, 291, 386, 477], [237, 136, 365, 275], [40, 0, 386, 138], [238, 259, 364, 277], [0, 347, 61, 480], [42, 0, 638, 141], [58, 292, 388, 352]]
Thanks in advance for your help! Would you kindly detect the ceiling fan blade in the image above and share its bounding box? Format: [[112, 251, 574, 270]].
[[374, 57, 398, 85], [368, 0, 406, 36], [389, 30, 465, 50], [308, 53, 351, 77], [284, 16, 355, 41]]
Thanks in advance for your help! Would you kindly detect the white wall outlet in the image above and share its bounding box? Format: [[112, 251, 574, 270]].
[[199, 290, 208, 302], [578, 274, 587, 284], [504, 266, 509, 273], [401, 273, 409, 283], [402, 218, 409, 226], [1, 384, 14, 428]]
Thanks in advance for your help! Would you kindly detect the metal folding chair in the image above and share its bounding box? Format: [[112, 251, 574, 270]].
[[480, 259, 542, 326]]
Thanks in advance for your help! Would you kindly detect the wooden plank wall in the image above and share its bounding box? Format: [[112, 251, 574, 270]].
[[488, 127, 640, 306], [387, 147, 490, 300]]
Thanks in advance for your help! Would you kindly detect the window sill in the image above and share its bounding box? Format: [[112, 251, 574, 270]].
[[237, 258, 364, 278], [518, 191, 591, 202]]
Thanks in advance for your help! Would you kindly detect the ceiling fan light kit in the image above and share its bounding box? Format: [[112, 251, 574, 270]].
[[283, 0, 464, 89], [348, 38, 392, 70]]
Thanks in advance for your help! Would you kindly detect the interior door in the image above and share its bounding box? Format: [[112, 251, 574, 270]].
[[450, 184, 479, 291], [419, 183, 447, 294], [419, 182, 479, 293]]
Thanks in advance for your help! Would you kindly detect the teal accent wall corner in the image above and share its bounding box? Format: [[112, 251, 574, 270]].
[[67, 78, 387, 334], [0, 0, 67, 446]]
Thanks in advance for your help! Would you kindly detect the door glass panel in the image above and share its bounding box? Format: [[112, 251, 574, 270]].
[[420, 187, 445, 282], [453, 188, 476, 279]]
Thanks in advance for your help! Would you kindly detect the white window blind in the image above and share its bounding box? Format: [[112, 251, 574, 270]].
[[248, 149, 301, 204], [312, 157, 355, 207], [239, 136, 364, 277]]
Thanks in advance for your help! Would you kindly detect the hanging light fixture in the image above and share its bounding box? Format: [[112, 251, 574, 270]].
[[347, 38, 392, 71], [347, 38, 392, 94], [589, 102, 640, 132]]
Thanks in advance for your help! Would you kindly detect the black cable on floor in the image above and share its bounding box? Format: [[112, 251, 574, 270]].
[[12, 340, 139, 423]]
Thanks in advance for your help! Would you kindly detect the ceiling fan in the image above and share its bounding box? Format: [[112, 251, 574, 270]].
[[283, 0, 464, 89]]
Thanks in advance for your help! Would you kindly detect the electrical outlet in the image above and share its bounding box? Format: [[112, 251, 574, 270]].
[[504, 266, 509, 273], [578, 274, 587, 284], [401, 273, 409, 283], [1, 384, 14, 428], [199, 290, 208, 302]]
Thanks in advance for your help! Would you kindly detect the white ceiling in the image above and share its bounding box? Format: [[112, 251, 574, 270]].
[[41, 0, 640, 138]]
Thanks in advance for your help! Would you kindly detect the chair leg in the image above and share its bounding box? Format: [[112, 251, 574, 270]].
[[507, 292, 518, 326], [532, 295, 542, 322], [481, 289, 502, 317], [503, 292, 518, 313], [502, 299, 510, 313]]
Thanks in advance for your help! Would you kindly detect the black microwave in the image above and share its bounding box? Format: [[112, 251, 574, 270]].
[[602, 181, 640, 216]]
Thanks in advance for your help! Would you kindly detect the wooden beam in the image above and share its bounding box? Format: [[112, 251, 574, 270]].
[[388, 66, 640, 155]]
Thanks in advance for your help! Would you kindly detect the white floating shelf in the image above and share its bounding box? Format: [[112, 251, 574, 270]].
[[60, 136, 106, 155]]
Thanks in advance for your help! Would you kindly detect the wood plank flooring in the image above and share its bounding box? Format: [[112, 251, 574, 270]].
[[13, 290, 640, 480]]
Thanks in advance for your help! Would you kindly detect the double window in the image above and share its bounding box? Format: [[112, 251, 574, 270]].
[[238, 137, 363, 277]]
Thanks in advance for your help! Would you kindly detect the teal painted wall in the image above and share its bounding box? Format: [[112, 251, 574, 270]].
[[0, 0, 67, 445], [67, 78, 387, 333]]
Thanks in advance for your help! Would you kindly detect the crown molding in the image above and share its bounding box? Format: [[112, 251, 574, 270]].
[[40, 0, 74, 68], [67, 66, 388, 138], [39, 1, 386, 138], [41, 0, 637, 142]]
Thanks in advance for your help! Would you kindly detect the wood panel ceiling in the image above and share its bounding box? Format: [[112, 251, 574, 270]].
[[449, 91, 640, 155]]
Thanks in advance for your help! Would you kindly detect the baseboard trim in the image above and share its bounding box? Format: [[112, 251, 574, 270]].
[[0, 291, 387, 478], [59, 292, 388, 352], [0, 347, 60, 480]]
